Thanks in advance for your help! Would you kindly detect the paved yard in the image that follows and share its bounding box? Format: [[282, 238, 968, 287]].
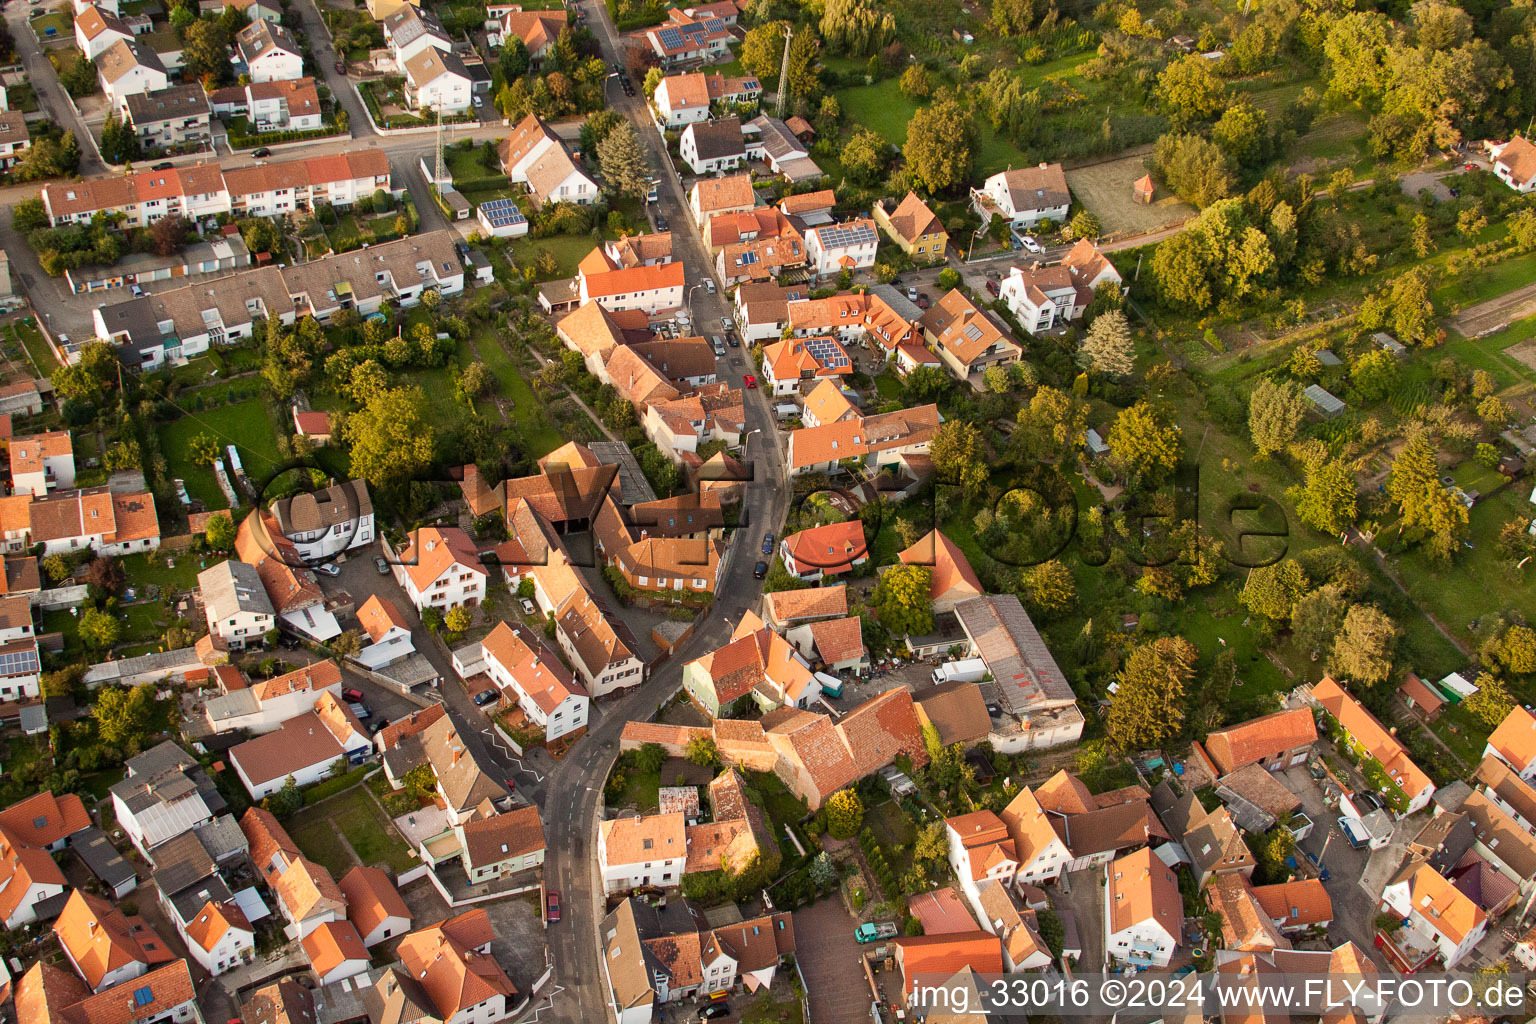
[[793, 898, 873, 1024], [483, 893, 550, 993], [1052, 868, 1105, 972]]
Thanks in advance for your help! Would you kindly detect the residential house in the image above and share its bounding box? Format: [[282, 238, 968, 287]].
[[338, 866, 412, 947], [643, 385, 745, 466], [10, 431, 75, 496], [271, 478, 373, 563], [0, 828, 67, 928], [974, 880, 1052, 971], [564, 247, 685, 315], [920, 289, 1022, 385], [1309, 676, 1435, 814], [803, 218, 879, 278], [1460, 790, 1536, 893], [396, 910, 517, 1024], [391, 526, 486, 613], [605, 231, 673, 268], [0, 637, 39, 703], [742, 115, 819, 181], [1203, 708, 1318, 775], [456, 621, 589, 744], [915, 681, 993, 748], [973, 163, 1070, 229], [16, 960, 199, 1024], [799, 615, 867, 673], [240, 808, 346, 940], [403, 47, 473, 115], [1378, 862, 1487, 969], [496, 114, 598, 208], [682, 610, 817, 717], [946, 810, 1019, 908], [235, 20, 304, 82], [893, 932, 1004, 999], [75, 6, 134, 60], [592, 495, 724, 603], [1250, 878, 1334, 935], [301, 920, 371, 985], [784, 289, 921, 356], [53, 889, 174, 992], [997, 788, 1075, 885], [1491, 136, 1536, 193], [761, 336, 851, 395], [1486, 704, 1536, 781], [1473, 754, 1536, 832], [457, 803, 545, 883], [111, 741, 226, 858], [872, 191, 948, 260], [382, 5, 450, 64], [710, 209, 806, 287], [1150, 781, 1256, 888], [96, 39, 168, 113], [152, 834, 255, 976], [1206, 874, 1288, 953], [15, 487, 162, 557], [634, 7, 732, 65], [227, 694, 371, 799], [798, 378, 858, 428], [679, 117, 746, 176], [0, 112, 29, 171], [125, 84, 211, 150], [207, 79, 322, 132], [355, 595, 415, 670], [204, 660, 343, 735], [198, 560, 275, 651], [1103, 848, 1181, 969], [784, 404, 940, 478], [382, 714, 507, 825], [779, 520, 867, 582], [761, 584, 847, 631], [652, 71, 760, 128], [690, 173, 755, 226], [897, 529, 984, 612], [494, 9, 566, 63]]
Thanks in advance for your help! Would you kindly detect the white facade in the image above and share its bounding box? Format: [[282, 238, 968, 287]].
[[78, 19, 132, 59], [102, 63, 169, 115], [356, 624, 414, 669], [177, 906, 255, 976], [393, 555, 486, 613], [277, 495, 374, 563], [246, 48, 302, 82], [678, 123, 745, 176], [1491, 138, 1536, 193], [480, 641, 589, 744], [209, 677, 342, 735], [208, 604, 273, 650], [978, 169, 1070, 228], [804, 222, 878, 278], [651, 78, 710, 128], [999, 267, 1081, 336], [597, 827, 685, 895], [1103, 908, 1177, 969], [2, 878, 67, 928], [407, 63, 472, 115], [234, 754, 334, 800], [248, 90, 322, 131], [1379, 876, 1487, 968]]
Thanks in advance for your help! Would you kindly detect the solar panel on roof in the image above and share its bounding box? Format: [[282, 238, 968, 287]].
[[818, 224, 876, 248], [658, 27, 684, 47], [0, 646, 38, 676], [962, 323, 984, 342]]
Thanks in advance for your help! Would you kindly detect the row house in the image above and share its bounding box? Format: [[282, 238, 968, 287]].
[[41, 151, 390, 227], [240, 808, 347, 940], [690, 173, 755, 226], [17, 960, 199, 1024], [1379, 862, 1487, 969], [1103, 848, 1182, 969], [151, 832, 255, 975], [644, 384, 745, 465], [593, 494, 724, 604], [2, 487, 161, 557], [785, 289, 922, 356], [733, 280, 802, 344], [1307, 676, 1435, 814]]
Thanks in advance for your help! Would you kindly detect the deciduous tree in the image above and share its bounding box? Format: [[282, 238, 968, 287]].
[[1240, 558, 1309, 621], [870, 564, 934, 636], [1463, 672, 1513, 728], [1020, 560, 1076, 619], [1157, 55, 1228, 127], [1330, 604, 1399, 684], [1248, 378, 1308, 457], [903, 97, 974, 195], [1107, 401, 1182, 486], [344, 387, 437, 487], [1290, 457, 1358, 535]]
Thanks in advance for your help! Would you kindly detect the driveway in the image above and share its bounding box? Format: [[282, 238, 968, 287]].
[[793, 899, 873, 1024], [1053, 868, 1105, 972]]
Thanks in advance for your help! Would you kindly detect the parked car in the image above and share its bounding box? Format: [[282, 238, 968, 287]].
[[374, 556, 389, 574], [726, 334, 739, 347], [906, 287, 918, 301], [474, 689, 498, 706], [916, 293, 931, 309], [279, 636, 301, 650], [704, 279, 715, 293], [752, 561, 768, 579], [744, 373, 757, 388], [1352, 792, 1382, 814], [711, 335, 725, 356], [342, 687, 365, 703], [1019, 235, 1043, 253], [252, 147, 271, 158], [520, 597, 537, 615], [655, 214, 668, 231], [546, 891, 560, 922], [152, 161, 174, 171], [313, 563, 340, 577], [761, 533, 775, 554], [986, 279, 1000, 296], [334, 60, 345, 74], [700, 1005, 729, 1021]]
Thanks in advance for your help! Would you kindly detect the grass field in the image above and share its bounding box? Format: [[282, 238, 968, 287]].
[[289, 815, 356, 877], [13, 321, 59, 373], [157, 398, 283, 509], [1067, 155, 1196, 235], [292, 787, 418, 874], [472, 329, 564, 456], [508, 234, 596, 280]]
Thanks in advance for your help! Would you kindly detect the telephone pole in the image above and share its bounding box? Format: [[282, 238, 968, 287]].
[[777, 25, 794, 118]]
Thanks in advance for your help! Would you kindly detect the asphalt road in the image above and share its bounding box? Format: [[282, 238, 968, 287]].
[[5, 4, 105, 175]]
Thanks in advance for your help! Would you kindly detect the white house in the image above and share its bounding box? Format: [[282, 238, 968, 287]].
[[974, 880, 1053, 972], [456, 621, 589, 744], [1491, 136, 1536, 193], [598, 813, 687, 894], [0, 639, 40, 704], [338, 866, 413, 947], [228, 694, 371, 800], [75, 5, 133, 60], [0, 830, 67, 929], [946, 811, 1019, 908], [403, 47, 473, 115], [110, 742, 221, 858], [1379, 863, 1488, 969], [999, 789, 1073, 885], [496, 114, 599, 208], [242, 79, 323, 131], [574, 251, 685, 315], [354, 595, 415, 670], [270, 479, 373, 563], [205, 661, 344, 736], [301, 920, 371, 985], [1486, 705, 1536, 782], [96, 39, 168, 114], [1103, 848, 1181, 969], [397, 910, 516, 1024], [240, 808, 347, 941], [382, 4, 451, 65], [199, 560, 275, 651], [804, 218, 879, 278], [679, 118, 745, 176], [53, 889, 168, 992], [391, 526, 486, 613], [235, 20, 303, 83], [179, 898, 255, 977], [8, 431, 75, 497], [973, 163, 1070, 229], [0, 111, 30, 172]]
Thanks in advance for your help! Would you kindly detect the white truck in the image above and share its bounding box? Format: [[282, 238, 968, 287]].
[[932, 657, 987, 685]]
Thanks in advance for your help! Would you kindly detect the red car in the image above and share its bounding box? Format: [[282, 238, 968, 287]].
[[915, 293, 931, 309], [985, 279, 1000, 296], [342, 687, 364, 703], [1464, 162, 1477, 170], [546, 891, 560, 922], [744, 374, 757, 389]]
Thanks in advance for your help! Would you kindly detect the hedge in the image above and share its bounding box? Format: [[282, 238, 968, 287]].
[[230, 124, 348, 149], [303, 764, 372, 805]]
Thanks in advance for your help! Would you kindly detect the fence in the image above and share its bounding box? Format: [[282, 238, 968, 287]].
[[494, 719, 526, 757]]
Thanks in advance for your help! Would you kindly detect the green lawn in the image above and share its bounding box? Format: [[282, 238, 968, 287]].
[[289, 815, 356, 877], [609, 767, 661, 812], [508, 234, 596, 280], [865, 800, 917, 876], [330, 787, 419, 872], [30, 12, 69, 38], [472, 329, 564, 457], [119, 549, 218, 594], [156, 398, 283, 509], [13, 321, 58, 373]]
